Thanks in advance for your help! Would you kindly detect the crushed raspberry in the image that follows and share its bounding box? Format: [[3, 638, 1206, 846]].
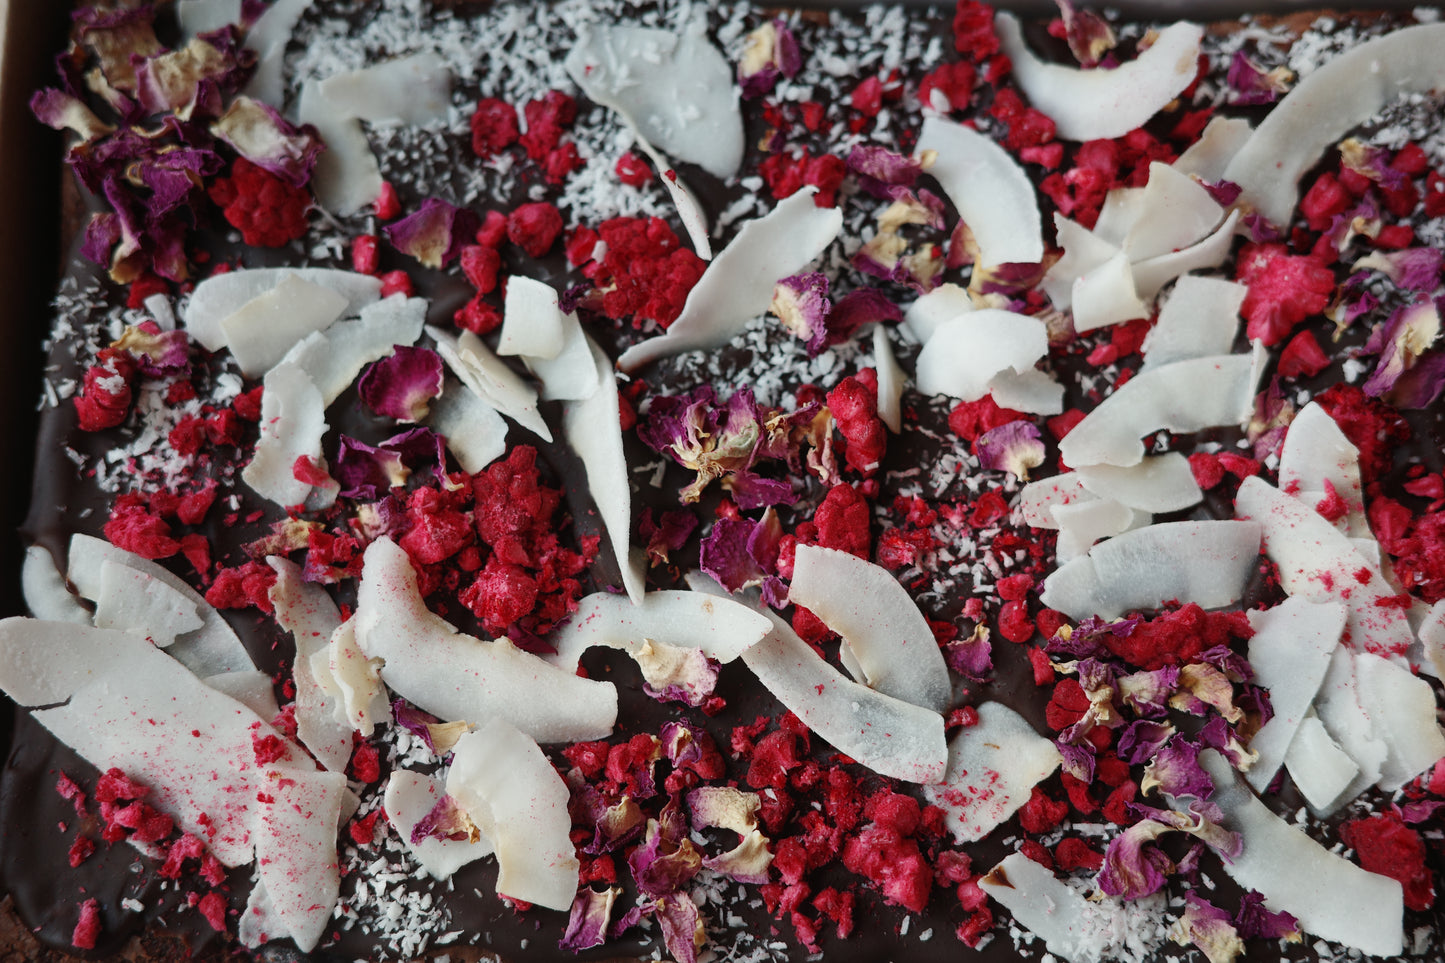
[[251, 728, 290, 766], [841, 819, 933, 913], [1105, 603, 1251, 671], [953, 0, 1001, 59], [851, 76, 884, 117], [506, 202, 564, 258], [520, 91, 577, 161], [759, 148, 847, 207], [204, 561, 277, 614], [350, 740, 381, 783], [1314, 383, 1411, 485], [374, 181, 402, 220], [584, 216, 706, 328], [232, 386, 264, 422], [105, 493, 180, 560], [988, 88, 1056, 152], [68, 834, 97, 868], [918, 60, 976, 112], [453, 295, 502, 334], [460, 244, 501, 294], [208, 158, 311, 248], [1278, 329, 1330, 378], [798, 483, 871, 558], [1019, 786, 1069, 834], [542, 141, 584, 184], [197, 891, 227, 933], [476, 209, 508, 249], [948, 395, 1025, 442], [1235, 242, 1335, 346], [379, 269, 415, 298], [349, 809, 382, 846], [470, 97, 520, 157], [72, 898, 102, 950], [1341, 812, 1434, 910], [997, 600, 1034, 643], [1055, 837, 1104, 872], [616, 151, 650, 187], [75, 347, 137, 431], [351, 234, 380, 274], [56, 772, 88, 817], [1301, 171, 1351, 231], [828, 376, 886, 475]]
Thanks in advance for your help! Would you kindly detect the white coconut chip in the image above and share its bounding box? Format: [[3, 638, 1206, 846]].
[[1121, 162, 1224, 262], [565, 20, 743, 180], [184, 267, 381, 353], [21, 545, 90, 624], [1052, 497, 1145, 563], [1172, 115, 1253, 182], [354, 538, 617, 742], [923, 702, 1061, 844], [1353, 652, 1445, 792], [297, 80, 383, 216], [916, 116, 1043, 266], [914, 309, 1049, 402], [872, 324, 907, 433], [176, 0, 240, 36], [424, 381, 509, 474], [788, 544, 952, 713], [1057, 349, 1261, 468], [1092, 187, 1146, 248], [1284, 712, 1360, 813], [199, 670, 280, 722], [987, 367, 1065, 416], [1040, 520, 1261, 620], [544, 590, 770, 674], [430, 326, 552, 442], [499, 276, 567, 361], [1041, 215, 1120, 312], [447, 722, 580, 911], [1224, 23, 1445, 227], [314, 52, 451, 126], [979, 852, 1096, 963], [1235, 476, 1414, 658], [563, 336, 646, 604], [251, 768, 348, 953], [1420, 600, 1445, 679], [325, 619, 387, 737], [242, 362, 335, 509], [1074, 453, 1202, 514], [1130, 209, 1242, 299], [384, 770, 495, 880], [282, 295, 427, 406], [91, 558, 204, 647], [220, 273, 350, 378], [1312, 648, 1391, 811], [1173, 751, 1405, 958], [1140, 275, 1246, 369], [1017, 473, 1093, 529], [241, 0, 311, 106], [996, 13, 1204, 141], [0, 618, 307, 867], [67, 534, 256, 678], [1277, 401, 1366, 537], [634, 134, 713, 260], [239, 879, 286, 953], [267, 558, 352, 773], [617, 188, 843, 372], [686, 574, 947, 784], [901, 282, 972, 345], [1071, 251, 1149, 332], [1244, 598, 1346, 794], [525, 307, 601, 403]]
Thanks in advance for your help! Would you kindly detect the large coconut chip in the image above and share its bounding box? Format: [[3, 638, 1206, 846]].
[[979, 853, 1097, 962], [1276, 401, 1366, 537], [91, 558, 203, 647], [241, 362, 336, 509], [384, 770, 494, 880], [20, 545, 89, 624], [184, 267, 380, 353], [268, 558, 352, 773], [916, 116, 1043, 266], [220, 273, 349, 377], [1074, 453, 1202, 514], [1141, 275, 1246, 369], [914, 309, 1049, 402], [251, 768, 348, 953], [544, 590, 770, 674]]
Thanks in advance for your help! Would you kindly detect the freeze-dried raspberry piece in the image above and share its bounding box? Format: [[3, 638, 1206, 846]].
[[918, 60, 976, 112], [1235, 242, 1335, 346], [1341, 812, 1434, 910], [374, 181, 401, 220], [68, 834, 96, 868], [453, 295, 502, 335], [616, 151, 649, 187], [105, 493, 180, 560], [520, 91, 577, 161], [507, 201, 564, 258], [953, 0, 1001, 59], [470, 97, 520, 158], [1278, 329, 1330, 378], [350, 740, 381, 783], [989, 88, 1056, 152], [460, 244, 500, 294], [801, 483, 871, 557], [1106, 603, 1251, 671], [827, 376, 886, 475], [205, 561, 277, 614], [841, 821, 933, 913], [588, 216, 707, 328], [948, 395, 1025, 442], [759, 149, 847, 207], [460, 556, 539, 635], [208, 158, 311, 248], [75, 347, 138, 431], [473, 446, 560, 562], [1314, 383, 1411, 485], [72, 899, 101, 950], [196, 891, 227, 933]]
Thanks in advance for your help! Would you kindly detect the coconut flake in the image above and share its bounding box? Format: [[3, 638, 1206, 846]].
[[872, 324, 907, 433], [297, 80, 382, 216], [1093, 188, 1146, 248], [1040, 520, 1261, 620], [979, 853, 1096, 962], [21, 546, 90, 624], [913, 309, 1049, 402], [325, 619, 388, 737], [1224, 23, 1445, 227], [252, 769, 348, 953], [267, 558, 352, 773], [687, 574, 946, 784], [788, 544, 952, 713], [282, 295, 427, 406], [563, 336, 645, 604], [91, 558, 204, 647], [197, 670, 279, 722], [1074, 453, 1202, 514], [634, 135, 713, 260], [1042, 215, 1120, 312], [315, 52, 451, 125], [902, 282, 972, 344], [385, 771, 495, 879], [996, 13, 1204, 141], [565, 20, 743, 180], [184, 268, 381, 353], [544, 590, 770, 673], [424, 380, 509, 474], [447, 722, 580, 911], [525, 307, 600, 403], [499, 276, 567, 361], [1141, 275, 1246, 369], [1244, 598, 1346, 794], [916, 116, 1043, 266], [430, 326, 552, 442], [1071, 251, 1149, 332], [923, 702, 1061, 843], [219, 274, 350, 378], [1057, 350, 1261, 468], [241, 0, 311, 106], [1284, 712, 1360, 812], [1312, 648, 1389, 810], [1420, 601, 1445, 679], [1276, 401, 1365, 536], [67, 534, 255, 678], [1052, 497, 1145, 562], [354, 538, 617, 742], [176, 0, 241, 35], [1353, 652, 1445, 792], [1175, 751, 1404, 958], [988, 368, 1064, 416], [1122, 163, 1225, 262], [1131, 210, 1242, 299], [1173, 115, 1253, 181], [617, 189, 843, 372], [1235, 476, 1414, 658], [1018, 473, 1093, 529], [241, 362, 336, 509]]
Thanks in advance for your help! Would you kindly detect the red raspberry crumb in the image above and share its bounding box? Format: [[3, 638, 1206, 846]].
[[587, 216, 706, 328], [379, 269, 415, 298], [828, 376, 886, 475], [507, 202, 564, 258], [476, 209, 508, 249], [918, 60, 976, 112], [350, 740, 381, 783], [948, 395, 1025, 442], [1018, 786, 1068, 834], [105, 494, 180, 560], [208, 158, 311, 248], [68, 834, 96, 868], [806, 483, 872, 557], [197, 891, 227, 933], [953, 0, 1001, 59], [374, 181, 401, 220], [520, 91, 577, 161], [470, 97, 520, 157], [75, 348, 137, 431], [1055, 837, 1104, 872], [72, 899, 101, 950], [997, 599, 1034, 642], [1235, 242, 1335, 346], [1341, 812, 1434, 910], [616, 151, 650, 187], [349, 810, 382, 846], [351, 234, 380, 274], [460, 244, 501, 295], [453, 295, 502, 335]]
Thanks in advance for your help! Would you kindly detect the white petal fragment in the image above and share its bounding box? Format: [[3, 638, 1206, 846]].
[[917, 116, 1043, 266], [1183, 751, 1404, 958], [447, 722, 580, 911], [996, 14, 1204, 141], [268, 558, 352, 773], [1141, 275, 1246, 369], [788, 545, 952, 713], [565, 21, 743, 179], [545, 590, 770, 673], [526, 309, 600, 402], [1057, 351, 1261, 468], [914, 309, 1049, 402], [563, 336, 645, 603], [1244, 598, 1345, 794], [1053, 497, 1144, 563], [1235, 476, 1414, 659], [1172, 115, 1252, 181], [1042, 214, 1120, 312], [987, 367, 1065, 416], [617, 189, 843, 372], [1074, 453, 1202, 514], [1224, 24, 1445, 227], [355, 538, 617, 742], [924, 702, 1061, 843], [1040, 520, 1261, 620], [185, 267, 381, 353], [384, 770, 494, 879]]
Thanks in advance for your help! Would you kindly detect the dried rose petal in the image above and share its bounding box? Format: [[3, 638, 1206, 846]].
[[358, 346, 444, 422], [384, 198, 480, 269]]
